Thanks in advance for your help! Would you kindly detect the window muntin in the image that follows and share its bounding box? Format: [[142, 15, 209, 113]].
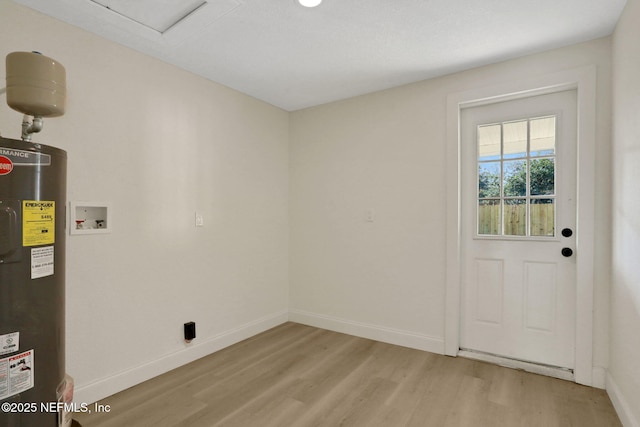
[[477, 116, 556, 238]]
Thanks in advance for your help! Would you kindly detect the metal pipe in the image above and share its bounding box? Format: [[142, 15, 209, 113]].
[[21, 115, 44, 141]]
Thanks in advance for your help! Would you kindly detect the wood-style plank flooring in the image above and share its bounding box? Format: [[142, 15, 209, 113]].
[[74, 322, 621, 427]]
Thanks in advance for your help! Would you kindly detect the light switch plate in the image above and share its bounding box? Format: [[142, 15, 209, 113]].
[[195, 212, 204, 227]]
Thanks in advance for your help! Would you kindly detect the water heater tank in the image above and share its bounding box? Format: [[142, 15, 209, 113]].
[[0, 136, 67, 427], [5, 52, 66, 117]]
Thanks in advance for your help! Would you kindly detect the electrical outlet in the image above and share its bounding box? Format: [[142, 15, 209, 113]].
[[365, 208, 375, 222], [184, 322, 196, 342]]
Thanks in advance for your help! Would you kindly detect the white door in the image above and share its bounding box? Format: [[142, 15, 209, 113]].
[[460, 90, 577, 369]]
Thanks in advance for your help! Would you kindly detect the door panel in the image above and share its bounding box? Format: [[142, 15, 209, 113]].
[[523, 261, 556, 332], [475, 258, 503, 325], [460, 90, 577, 369]]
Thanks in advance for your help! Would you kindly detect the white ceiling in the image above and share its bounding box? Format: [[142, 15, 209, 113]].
[[12, 0, 627, 111]]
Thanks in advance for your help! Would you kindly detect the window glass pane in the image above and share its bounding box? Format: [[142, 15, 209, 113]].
[[504, 199, 526, 236], [503, 160, 526, 197], [478, 162, 500, 198], [475, 114, 557, 239], [478, 124, 501, 161], [530, 158, 555, 195], [531, 199, 555, 236], [503, 120, 527, 159], [530, 116, 555, 156], [478, 199, 500, 235]]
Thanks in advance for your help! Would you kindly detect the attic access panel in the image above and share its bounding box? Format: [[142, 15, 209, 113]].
[[90, 0, 206, 33]]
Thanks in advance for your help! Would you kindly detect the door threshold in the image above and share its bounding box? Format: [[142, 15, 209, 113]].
[[458, 348, 575, 382]]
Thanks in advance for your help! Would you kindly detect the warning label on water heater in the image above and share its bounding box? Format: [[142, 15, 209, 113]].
[[0, 332, 19, 356], [0, 350, 35, 401], [31, 246, 54, 279], [23, 201, 55, 247]]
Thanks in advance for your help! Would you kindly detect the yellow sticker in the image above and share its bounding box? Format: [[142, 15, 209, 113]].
[[23, 201, 55, 247]]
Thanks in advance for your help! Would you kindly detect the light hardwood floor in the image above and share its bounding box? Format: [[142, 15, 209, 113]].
[[75, 322, 621, 427]]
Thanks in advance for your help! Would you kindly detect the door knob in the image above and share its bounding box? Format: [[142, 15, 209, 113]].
[[561, 228, 573, 237], [561, 247, 573, 257]]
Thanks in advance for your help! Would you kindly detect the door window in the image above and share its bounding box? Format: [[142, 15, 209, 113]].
[[477, 116, 556, 237]]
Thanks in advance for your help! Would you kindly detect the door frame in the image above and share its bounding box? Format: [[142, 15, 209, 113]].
[[444, 66, 597, 386]]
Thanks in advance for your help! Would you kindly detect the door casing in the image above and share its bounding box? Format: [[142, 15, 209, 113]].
[[444, 66, 597, 386]]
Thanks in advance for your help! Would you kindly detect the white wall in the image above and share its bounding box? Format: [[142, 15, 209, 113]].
[[609, 0, 640, 425], [290, 38, 613, 370], [0, 0, 624, 411], [0, 0, 290, 404]]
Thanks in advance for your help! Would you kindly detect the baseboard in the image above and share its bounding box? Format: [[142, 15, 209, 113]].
[[288, 309, 445, 354], [74, 310, 289, 405], [606, 371, 640, 427]]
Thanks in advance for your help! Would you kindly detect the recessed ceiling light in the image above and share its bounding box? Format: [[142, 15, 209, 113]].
[[297, 0, 322, 7]]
